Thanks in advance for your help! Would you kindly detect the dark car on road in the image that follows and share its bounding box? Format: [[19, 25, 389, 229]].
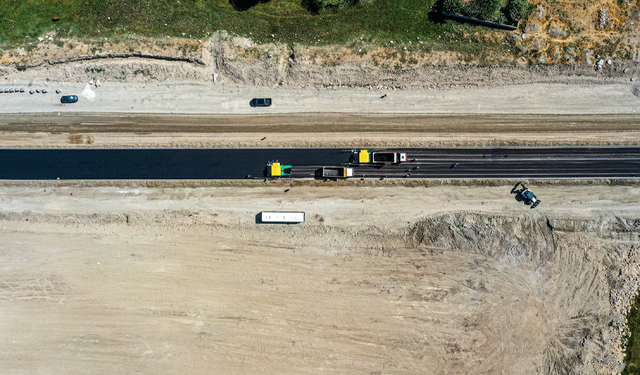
[[60, 95, 78, 104], [250, 98, 272, 107]]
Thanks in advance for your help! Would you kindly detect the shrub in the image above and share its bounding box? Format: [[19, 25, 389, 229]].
[[463, 0, 502, 21], [442, 0, 463, 14]]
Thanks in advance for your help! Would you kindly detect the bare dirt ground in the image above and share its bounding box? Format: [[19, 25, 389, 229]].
[[0, 182, 639, 375]]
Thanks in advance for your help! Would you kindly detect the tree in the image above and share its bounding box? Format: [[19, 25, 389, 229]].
[[503, 0, 527, 25]]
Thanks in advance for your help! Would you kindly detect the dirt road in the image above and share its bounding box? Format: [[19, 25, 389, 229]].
[[0, 81, 639, 115], [1, 112, 640, 148]]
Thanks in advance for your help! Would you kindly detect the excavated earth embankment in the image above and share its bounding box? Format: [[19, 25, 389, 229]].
[[410, 213, 640, 374]]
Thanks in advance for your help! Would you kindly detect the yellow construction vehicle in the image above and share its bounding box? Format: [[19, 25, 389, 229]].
[[351, 149, 407, 164], [265, 160, 292, 178]]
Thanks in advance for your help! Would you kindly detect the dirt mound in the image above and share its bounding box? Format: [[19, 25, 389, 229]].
[[410, 212, 555, 265], [210, 31, 634, 88], [410, 212, 640, 374], [0, 59, 213, 84], [1, 30, 638, 89]]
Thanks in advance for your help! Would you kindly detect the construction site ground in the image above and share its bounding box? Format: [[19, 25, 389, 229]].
[[0, 181, 639, 375]]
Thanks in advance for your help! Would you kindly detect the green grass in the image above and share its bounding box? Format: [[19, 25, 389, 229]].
[[0, 0, 508, 58], [624, 293, 640, 375]]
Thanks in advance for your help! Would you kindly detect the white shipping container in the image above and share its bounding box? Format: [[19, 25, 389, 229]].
[[260, 211, 305, 224]]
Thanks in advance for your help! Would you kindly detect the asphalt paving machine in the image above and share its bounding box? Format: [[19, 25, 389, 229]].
[[265, 160, 292, 179]]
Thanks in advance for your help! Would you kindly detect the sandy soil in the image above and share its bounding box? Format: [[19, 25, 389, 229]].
[[0, 182, 639, 375]]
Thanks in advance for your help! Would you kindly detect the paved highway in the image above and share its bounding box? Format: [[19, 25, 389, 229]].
[[0, 147, 638, 180]]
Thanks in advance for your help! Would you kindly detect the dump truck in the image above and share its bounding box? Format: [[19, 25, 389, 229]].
[[265, 160, 292, 178], [318, 166, 354, 179], [352, 150, 407, 164]]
